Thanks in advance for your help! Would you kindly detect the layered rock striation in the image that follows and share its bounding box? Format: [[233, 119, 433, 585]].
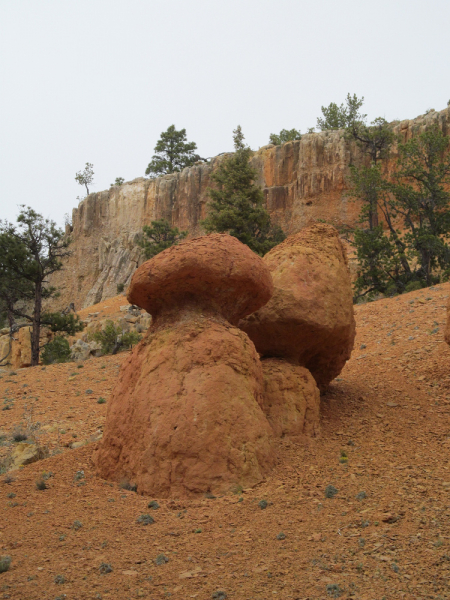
[[50, 108, 450, 310]]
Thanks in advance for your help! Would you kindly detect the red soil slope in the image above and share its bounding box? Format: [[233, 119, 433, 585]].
[[1, 285, 450, 599]]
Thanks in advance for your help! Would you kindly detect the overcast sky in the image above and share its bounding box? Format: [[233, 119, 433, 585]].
[[1, 0, 449, 227]]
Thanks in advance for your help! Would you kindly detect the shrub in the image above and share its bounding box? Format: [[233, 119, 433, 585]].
[[117, 283, 125, 294], [72, 520, 83, 530], [325, 485, 338, 499], [97, 397, 106, 404], [36, 479, 47, 490], [154, 554, 169, 565], [12, 427, 27, 442], [54, 574, 65, 584], [0, 556, 11, 573], [121, 330, 142, 349], [405, 281, 423, 293], [148, 500, 160, 510], [326, 583, 342, 598], [136, 514, 154, 525], [88, 320, 141, 355], [258, 499, 268, 510], [41, 336, 71, 365]]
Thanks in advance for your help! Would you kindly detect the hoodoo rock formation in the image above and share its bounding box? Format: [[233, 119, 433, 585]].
[[240, 224, 356, 390], [94, 234, 276, 497]]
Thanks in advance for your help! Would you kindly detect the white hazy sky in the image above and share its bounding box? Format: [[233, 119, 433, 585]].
[[1, 0, 449, 227]]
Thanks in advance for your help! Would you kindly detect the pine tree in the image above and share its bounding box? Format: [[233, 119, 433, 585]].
[[317, 94, 366, 131], [138, 219, 188, 259], [0, 207, 82, 366], [145, 125, 201, 177], [269, 128, 301, 145], [202, 126, 285, 255], [390, 126, 450, 286]]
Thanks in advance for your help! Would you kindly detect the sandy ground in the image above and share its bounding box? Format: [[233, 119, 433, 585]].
[[1, 284, 450, 600]]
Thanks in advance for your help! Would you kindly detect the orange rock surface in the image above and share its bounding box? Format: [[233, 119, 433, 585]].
[[240, 223, 356, 389], [1, 284, 450, 598], [95, 234, 275, 496], [127, 233, 273, 325], [261, 358, 320, 439], [94, 318, 275, 496]]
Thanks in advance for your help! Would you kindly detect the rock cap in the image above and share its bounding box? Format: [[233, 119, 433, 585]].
[[128, 233, 274, 324]]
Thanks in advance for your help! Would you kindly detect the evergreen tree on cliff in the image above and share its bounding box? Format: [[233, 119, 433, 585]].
[[0, 207, 83, 366], [202, 126, 285, 256], [269, 128, 301, 145], [139, 219, 188, 259], [145, 125, 202, 177]]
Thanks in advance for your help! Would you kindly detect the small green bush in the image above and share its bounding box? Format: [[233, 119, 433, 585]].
[[326, 583, 341, 598], [136, 514, 154, 525], [117, 283, 125, 294], [121, 330, 142, 349], [12, 427, 27, 442], [258, 499, 268, 510], [147, 500, 160, 510], [154, 554, 169, 565], [325, 485, 338, 499], [405, 280, 423, 293], [42, 336, 71, 365], [0, 556, 11, 573], [97, 397, 106, 404], [36, 479, 47, 491], [88, 321, 141, 355]]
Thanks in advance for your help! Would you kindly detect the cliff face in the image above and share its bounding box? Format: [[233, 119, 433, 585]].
[[50, 107, 450, 310]]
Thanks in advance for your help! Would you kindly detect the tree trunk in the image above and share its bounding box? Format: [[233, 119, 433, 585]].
[[31, 280, 42, 366]]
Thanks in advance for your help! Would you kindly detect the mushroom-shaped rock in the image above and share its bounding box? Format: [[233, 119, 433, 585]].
[[94, 234, 275, 497], [127, 233, 273, 325], [261, 359, 320, 439], [239, 224, 356, 390]]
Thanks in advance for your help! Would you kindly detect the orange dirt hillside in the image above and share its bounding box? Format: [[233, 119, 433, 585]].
[[1, 284, 450, 599]]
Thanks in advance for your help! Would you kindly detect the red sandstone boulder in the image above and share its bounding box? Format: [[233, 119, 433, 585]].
[[94, 234, 275, 496], [261, 359, 320, 439], [239, 224, 356, 390], [127, 233, 273, 325]]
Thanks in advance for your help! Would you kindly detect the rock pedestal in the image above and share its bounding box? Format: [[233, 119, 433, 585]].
[[261, 359, 320, 439]]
